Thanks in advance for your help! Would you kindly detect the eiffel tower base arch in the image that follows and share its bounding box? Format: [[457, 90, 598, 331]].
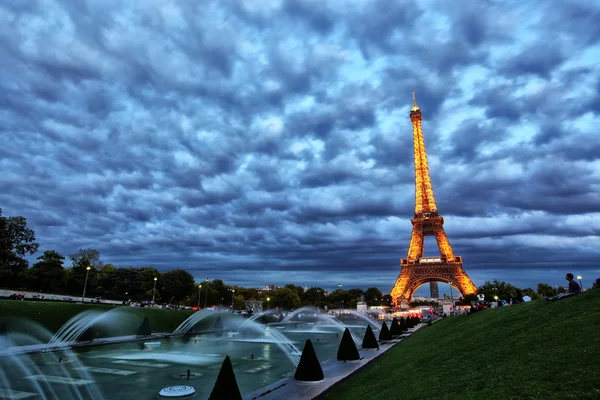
[[390, 258, 477, 308]]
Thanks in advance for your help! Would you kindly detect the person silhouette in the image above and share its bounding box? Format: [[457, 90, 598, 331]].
[[546, 273, 581, 302]]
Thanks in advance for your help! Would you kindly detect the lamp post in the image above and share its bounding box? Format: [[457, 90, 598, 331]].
[[577, 275, 583, 291], [231, 289, 235, 309], [266, 297, 270, 310], [338, 283, 343, 315], [197, 285, 202, 309], [152, 277, 158, 304], [81, 266, 91, 302], [204, 278, 209, 308]]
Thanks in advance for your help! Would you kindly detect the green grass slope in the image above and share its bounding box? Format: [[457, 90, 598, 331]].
[[325, 290, 600, 400], [0, 300, 193, 336]]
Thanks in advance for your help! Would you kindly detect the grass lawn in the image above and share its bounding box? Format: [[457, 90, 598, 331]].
[[0, 300, 194, 336], [324, 290, 600, 400]]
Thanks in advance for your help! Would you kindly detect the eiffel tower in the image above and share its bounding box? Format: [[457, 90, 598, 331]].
[[390, 93, 477, 307]]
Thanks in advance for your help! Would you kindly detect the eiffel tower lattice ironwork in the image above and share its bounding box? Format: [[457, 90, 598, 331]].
[[390, 93, 477, 307]]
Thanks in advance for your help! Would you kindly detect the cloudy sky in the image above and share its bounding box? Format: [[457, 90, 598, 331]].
[[1, 0, 600, 295]]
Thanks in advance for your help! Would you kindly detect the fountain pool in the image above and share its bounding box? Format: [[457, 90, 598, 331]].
[[1, 319, 373, 399]]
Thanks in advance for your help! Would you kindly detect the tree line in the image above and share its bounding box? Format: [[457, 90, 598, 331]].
[[1, 208, 564, 309], [0, 208, 391, 309]]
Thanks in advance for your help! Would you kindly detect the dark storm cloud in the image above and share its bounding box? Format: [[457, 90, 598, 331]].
[[2, 0, 600, 293], [501, 45, 565, 80]]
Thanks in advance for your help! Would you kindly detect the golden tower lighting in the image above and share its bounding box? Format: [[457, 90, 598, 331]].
[[390, 93, 477, 307]]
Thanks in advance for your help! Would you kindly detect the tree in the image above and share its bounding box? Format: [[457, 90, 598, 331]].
[[381, 295, 393, 307], [66, 249, 102, 296], [0, 208, 39, 288], [96, 264, 117, 298], [233, 295, 245, 310], [410, 299, 433, 307], [113, 267, 145, 301], [364, 287, 383, 306], [326, 288, 353, 310], [537, 283, 555, 297], [303, 287, 326, 307], [284, 284, 305, 301], [478, 280, 518, 302], [29, 250, 66, 293], [235, 286, 259, 301], [159, 269, 195, 303], [70, 248, 103, 269], [273, 287, 301, 310], [347, 288, 365, 308]]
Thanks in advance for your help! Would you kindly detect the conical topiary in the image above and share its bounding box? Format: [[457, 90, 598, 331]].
[[213, 315, 224, 330], [399, 317, 407, 332], [294, 339, 324, 382], [406, 316, 414, 328], [337, 328, 360, 361], [213, 315, 224, 337], [390, 318, 401, 336], [136, 317, 152, 336], [361, 325, 379, 349], [78, 326, 94, 342], [378, 321, 392, 341], [208, 355, 242, 400]]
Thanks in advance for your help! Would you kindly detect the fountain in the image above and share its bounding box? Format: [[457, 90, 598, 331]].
[[216, 316, 301, 367], [48, 308, 131, 350], [280, 307, 363, 345], [238, 309, 277, 329], [1, 307, 341, 398], [0, 321, 105, 399], [366, 308, 392, 321], [337, 310, 382, 330], [173, 310, 218, 336]]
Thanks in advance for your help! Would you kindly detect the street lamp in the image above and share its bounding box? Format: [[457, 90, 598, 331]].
[[204, 278, 209, 308], [577, 275, 583, 291], [338, 284, 343, 315], [152, 277, 158, 304], [81, 266, 91, 302], [266, 297, 270, 310], [231, 289, 235, 309], [197, 285, 202, 309]]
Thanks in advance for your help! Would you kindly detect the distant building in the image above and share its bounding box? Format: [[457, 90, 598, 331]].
[[413, 296, 440, 304], [245, 300, 263, 313], [257, 285, 279, 292], [430, 282, 440, 299]]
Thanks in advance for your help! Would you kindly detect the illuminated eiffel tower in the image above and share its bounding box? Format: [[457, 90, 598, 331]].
[[390, 93, 477, 307]]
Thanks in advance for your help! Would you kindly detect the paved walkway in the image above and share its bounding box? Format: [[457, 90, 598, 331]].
[[0, 289, 123, 305], [243, 325, 424, 400]]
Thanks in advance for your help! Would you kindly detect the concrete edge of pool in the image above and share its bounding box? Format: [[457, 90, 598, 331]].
[[242, 325, 423, 400]]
